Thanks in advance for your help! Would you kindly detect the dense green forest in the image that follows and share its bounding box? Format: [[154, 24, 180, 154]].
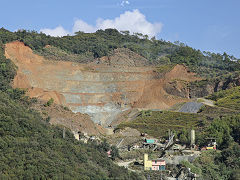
[[0, 32, 142, 179], [182, 142, 240, 180], [190, 114, 240, 180], [0, 28, 240, 78]]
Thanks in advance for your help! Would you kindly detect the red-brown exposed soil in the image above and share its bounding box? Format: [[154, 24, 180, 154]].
[[132, 65, 200, 109], [5, 41, 200, 126]]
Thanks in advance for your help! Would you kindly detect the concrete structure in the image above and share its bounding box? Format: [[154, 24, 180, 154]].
[[190, 129, 195, 146], [144, 154, 166, 171], [144, 154, 152, 170]]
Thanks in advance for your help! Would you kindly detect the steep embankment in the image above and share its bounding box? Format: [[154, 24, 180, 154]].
[[31, 100, 104, 135], [5, 41, 199, 126]]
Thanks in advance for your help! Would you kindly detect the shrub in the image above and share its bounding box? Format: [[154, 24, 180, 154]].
[[44, 98, 54, 107]]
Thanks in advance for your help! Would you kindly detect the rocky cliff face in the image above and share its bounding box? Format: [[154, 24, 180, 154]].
[[189, 75, 240, 98], [5, 41, 199, 126]]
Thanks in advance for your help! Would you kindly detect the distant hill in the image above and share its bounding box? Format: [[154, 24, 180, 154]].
[[1, 28, 240, 78]]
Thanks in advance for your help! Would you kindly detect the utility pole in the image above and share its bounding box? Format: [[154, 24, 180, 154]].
[[63, 127, 66, 139]]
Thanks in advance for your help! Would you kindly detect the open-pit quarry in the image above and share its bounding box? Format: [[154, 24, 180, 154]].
[[5, 41, 200, 126]]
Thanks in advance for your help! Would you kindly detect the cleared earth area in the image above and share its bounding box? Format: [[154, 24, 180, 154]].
[[5, 41, 199, 126]]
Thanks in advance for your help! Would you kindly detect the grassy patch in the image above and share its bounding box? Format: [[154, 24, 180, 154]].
[[118, 111, 205, 137], [207, 86, 240, 111], [198, 105, 238, 118], [37, 45, 94, 63], [196, 99, 205, 103]]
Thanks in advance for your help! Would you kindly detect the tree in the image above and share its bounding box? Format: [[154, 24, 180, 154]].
[[44, 98, 54, 107], [206, 118, 233, 149], [178, 129, 190, 145], [110, 145, 119, 160]]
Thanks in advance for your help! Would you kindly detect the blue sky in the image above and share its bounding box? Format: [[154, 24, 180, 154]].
[[1, 0, 240, 57]]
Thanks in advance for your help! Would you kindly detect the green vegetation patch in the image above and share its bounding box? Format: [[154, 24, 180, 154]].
[[207, 86, 240, 111], [154, 64, 175, 73], [38, 45, 94, 63], [198, 105, 238, 119], [118, 111, 204, 137], [192, 144, 240, 179]]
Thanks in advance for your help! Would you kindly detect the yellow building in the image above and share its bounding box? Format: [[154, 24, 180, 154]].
[[144, 154, 166, 171], [144, 154, 152, 170]]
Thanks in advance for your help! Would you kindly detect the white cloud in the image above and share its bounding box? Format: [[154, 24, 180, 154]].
[[40, 26, 69, 37], [73, 19, 96, 33], [96, 9, 162, 38], [40, 9, 163, 38], [121, 0, 130, 7]]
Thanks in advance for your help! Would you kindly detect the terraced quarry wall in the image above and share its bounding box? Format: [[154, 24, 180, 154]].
[[5, 41, 199, 126]]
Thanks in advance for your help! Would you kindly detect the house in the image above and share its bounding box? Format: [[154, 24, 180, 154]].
[[144, 154, 166, 171], [152, 159, 166, 170]]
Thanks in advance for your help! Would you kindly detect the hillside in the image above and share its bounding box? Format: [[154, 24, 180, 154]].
[[1, 28, 240, 179], [207, 86, 240, 111], [0, 91, 140, 179], [0, 40, 142, 179], [189, 72, 240, 98]]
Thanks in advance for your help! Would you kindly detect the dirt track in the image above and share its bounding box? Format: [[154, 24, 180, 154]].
[[197, 98, 215, 107]]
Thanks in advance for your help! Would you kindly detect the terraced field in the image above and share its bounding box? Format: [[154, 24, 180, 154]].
[[118, 111, 205, 137]]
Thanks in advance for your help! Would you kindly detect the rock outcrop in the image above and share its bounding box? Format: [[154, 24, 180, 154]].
[[189, 75, 240, 98]]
